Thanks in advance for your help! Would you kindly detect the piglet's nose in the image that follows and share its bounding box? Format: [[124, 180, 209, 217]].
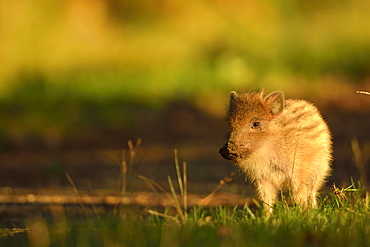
[[219, 143, 238, 160]]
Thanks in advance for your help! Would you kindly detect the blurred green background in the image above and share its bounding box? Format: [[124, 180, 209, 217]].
[[0, 0, 369, 191]]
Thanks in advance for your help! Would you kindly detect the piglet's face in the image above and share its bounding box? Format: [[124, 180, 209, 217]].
[[219, 91, 285, 161]]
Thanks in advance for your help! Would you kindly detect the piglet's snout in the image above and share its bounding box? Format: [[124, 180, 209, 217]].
[[219, 142, 238, 160]]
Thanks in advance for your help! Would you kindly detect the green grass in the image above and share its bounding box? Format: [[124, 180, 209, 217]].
[[1, 183, 370, 247]]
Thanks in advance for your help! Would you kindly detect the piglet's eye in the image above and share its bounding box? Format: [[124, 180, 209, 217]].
[[252, 122, 260, 128]]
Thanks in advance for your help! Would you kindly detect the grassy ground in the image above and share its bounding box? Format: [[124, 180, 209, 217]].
[[1, 140, 369, 246], [0, 184, 369, 247], [0, 146, 369, 247]]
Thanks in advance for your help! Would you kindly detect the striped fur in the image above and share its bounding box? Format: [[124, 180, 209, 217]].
[[219, 91, 332, 212]]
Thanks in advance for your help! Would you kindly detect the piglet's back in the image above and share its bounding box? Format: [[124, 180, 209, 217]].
[[280, 99, 332, 162]]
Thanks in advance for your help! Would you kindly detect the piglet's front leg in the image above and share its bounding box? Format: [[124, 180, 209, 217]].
[[255, 178, 279, 215]]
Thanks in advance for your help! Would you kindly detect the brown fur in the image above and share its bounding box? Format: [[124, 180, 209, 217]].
[[219, 91, 332, 212]]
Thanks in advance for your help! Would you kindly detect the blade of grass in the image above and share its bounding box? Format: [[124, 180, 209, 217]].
[[244, 204, 256, 220], [174, 149, 184, 199], [0, 228, 28, 238], [167, 175, 185, 222], [138, 175, 159, 194], [148, 210, 180, 224], [139, 174, 185, 222], [183, 161, 188, 215], [137, 175, 174, 203], [116, 139, 142, 215], [198, 172, 235, 206], [65, 173, 89, 219], [125, 138, 142, 193], [351, 139, 367, 185], [120, 149, 128, 198]]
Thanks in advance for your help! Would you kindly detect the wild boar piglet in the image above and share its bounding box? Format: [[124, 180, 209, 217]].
[[219, 91, 332, 212]]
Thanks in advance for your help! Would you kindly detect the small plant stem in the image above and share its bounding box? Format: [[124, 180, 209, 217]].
[[121, 149, 127, 198], [174, 149, 184, 199], [137, 175, 174, 202], [351, 139, 367, 185], [148, 210, 180, 224], [168, 176, 185, 222], [183, 161, 188, 215], [199, 173, 235, 206], [125, 139, 141, 194], [356, 91, 370, 95], [65, 173, 89, 219]]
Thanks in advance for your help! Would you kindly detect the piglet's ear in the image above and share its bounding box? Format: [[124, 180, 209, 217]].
[[264, 91, 285, 116], [230, 91, 237, 104], [228, 91, 238, 113]]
